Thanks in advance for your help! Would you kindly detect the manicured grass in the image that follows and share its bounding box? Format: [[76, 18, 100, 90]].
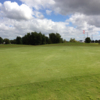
[[0, 43, 100, 100]]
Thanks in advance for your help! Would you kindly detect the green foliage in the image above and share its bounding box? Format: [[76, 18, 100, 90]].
[[0, 32, 65, 45], [42, 34, 46, 44], [3, 38, 10, 44], [45, 36, 50, 44], [30, 32, 38, 45], [49, 33, 62, 43], [25, 33, 31, 45], [0, 37, 3, 44], [95, 40, 98, 43], [16, 36, 22, 44], [37, 32, 42, 45], [21, 32, 62, 45], [70, 38, 77, 42], [85, 37, 91, 43], [10, 39, 16, 44], [99, 40, 100, 43]]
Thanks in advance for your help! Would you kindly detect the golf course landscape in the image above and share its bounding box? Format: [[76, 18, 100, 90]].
[[0, 43, 100, 100]]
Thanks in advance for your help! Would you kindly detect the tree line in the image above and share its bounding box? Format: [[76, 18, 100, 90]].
[[85, 37, 100, 43], [1, 32, 100, 44], [0, 32, 64, 45]]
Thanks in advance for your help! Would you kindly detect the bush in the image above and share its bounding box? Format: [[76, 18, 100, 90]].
[[85, 37, 91, 43], [0, 37, 3, 44], [70, 38, 78, 42], [3, 38, 10, 44]]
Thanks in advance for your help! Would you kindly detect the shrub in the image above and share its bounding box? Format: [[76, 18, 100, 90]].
[[85, 37, 91, 43]]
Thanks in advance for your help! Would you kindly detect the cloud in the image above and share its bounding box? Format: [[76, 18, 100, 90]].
[[0, 0, 100, 41], [0, 1, 33, 20], [46, 10, 52, 15], [0, 17, 71, 40], [0, 13, 100, 40], [20, 0, 100, 16], [67, 13, 100, 37], [34, 11, 44, 19], [68, 13, 100, 28], [20, 0, 55, 10], [18, 0, 100, 28], [0, 3, 2, 8], [52, 0, 100, 15]]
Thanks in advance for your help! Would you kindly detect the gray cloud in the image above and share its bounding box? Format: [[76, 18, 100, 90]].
[[21, 0, 100, 15], [53, 0, 100, 15], [68, 13, 100, 27]]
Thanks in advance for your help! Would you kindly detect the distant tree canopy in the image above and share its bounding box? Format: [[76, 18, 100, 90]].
[[91, 40, 100, 43], [69, 38, 77, 42], [94, 40, 100, 43], [16, 36, 22, 44], [49, 33, 62, 43], [10, 39, 16, 44], [12, 32, 64, 45], [85, 37, 91, 43], [3, 38, 10, 44], [0, 37, 3, 44], [1, 31, 100, 45]]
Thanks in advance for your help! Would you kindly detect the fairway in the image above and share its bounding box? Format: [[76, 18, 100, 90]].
[[0, 44, 100, 100]]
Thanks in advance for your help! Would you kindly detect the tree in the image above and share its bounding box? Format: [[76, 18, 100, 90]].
[[63, 39, 67, 43], [95, 40, 99, 43], [99, 40, 100, 43], [10, 39, 16, 44], [30, 32, 38, 45], [91, 40, 94, 43], [16, 36, 22, 44], [14, 32, 64, 45], [70, 38, 77, 42], [56, 33, 61, 43], [3, 38, 10, 44], [42, 34, 46, 44], [22, 36, 26, 44], [85, 37, 91, 43], [49, 33, 56, 43], [37, 32, 42, 45], [49, 33, 62, 43], [26, 33, 31, 45], [45, 36, 49, 44], [0, 37, 3, 44]]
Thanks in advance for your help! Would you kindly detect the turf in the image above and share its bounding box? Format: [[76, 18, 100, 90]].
[[0, 43, 100, 100]]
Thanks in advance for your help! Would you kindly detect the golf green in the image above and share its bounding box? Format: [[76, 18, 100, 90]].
[[0, 43, 100, 100]]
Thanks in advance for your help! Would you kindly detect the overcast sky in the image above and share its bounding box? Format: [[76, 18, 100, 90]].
[[0, 0, 100, 40]]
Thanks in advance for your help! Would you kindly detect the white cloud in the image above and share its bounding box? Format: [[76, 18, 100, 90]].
[[46, 10, 52, 15], [18, 0, 100, 28], [68, 13, 100, 29], [0, 1, 33, 20], [0, 13, 100, 40], [67, 13, 100, 39], [20, 0, 55, 10], [0, 17, 71, 40], [0, 0, 100, 41], [34, 11, 44, 19], [0, 3, 2, 8]]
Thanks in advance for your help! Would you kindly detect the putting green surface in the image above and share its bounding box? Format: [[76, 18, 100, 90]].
[[0, 43, 100, 100]]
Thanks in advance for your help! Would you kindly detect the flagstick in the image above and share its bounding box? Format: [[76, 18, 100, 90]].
[[87, 32, 88, 37], [83, 30, 85, 42], [84, 33, 85, 42]]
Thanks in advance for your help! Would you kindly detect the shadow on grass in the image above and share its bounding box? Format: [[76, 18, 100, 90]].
[[0, 73, 100, 100]]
